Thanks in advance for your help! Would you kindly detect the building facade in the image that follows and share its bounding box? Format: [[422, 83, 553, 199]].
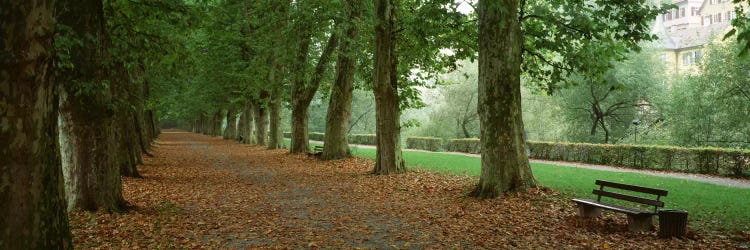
[[653, 0, 740, 74]]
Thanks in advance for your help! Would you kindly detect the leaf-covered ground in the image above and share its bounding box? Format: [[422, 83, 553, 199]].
[[69, 131, 749, 249]]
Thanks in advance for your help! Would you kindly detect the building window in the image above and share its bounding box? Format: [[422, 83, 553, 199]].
[[682, 53, 690, 66], [668, 12, 673, 20], [694, 50, 702, 64], [692, 7, 699, 16], [682, 51, 703, 66], [680, 8, 686, 18], [703, 16, 711, 26], [714, 14, 720, 23]]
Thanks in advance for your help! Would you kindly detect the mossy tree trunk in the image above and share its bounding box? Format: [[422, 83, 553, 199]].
[[254, 102, 269, 146], [371, 0, 405, 174], [322, 0, 361, 161], [471, 0, 536, 198], [268, 89, 285, 149], [57, 0, 126, 212], [0, 1, 73, 247], [266, 61, 284, 149]]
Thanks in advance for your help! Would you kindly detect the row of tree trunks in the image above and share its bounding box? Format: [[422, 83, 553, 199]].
[[322, 0, 361, 161], [0, 1, 73, 247]]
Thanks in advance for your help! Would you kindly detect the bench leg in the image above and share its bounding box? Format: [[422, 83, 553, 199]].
[[627, 214, 653, 232], [576, 204, 601, 218]]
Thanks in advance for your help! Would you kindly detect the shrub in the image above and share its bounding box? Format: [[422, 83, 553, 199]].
[[406, 137, 443, 151], [348, 134, 377, 145], [444, 138, 481, 154]]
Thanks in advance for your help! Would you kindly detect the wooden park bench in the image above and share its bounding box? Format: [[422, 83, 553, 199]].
[[572, 180, 668, 232], [307, 145, 324, 157]]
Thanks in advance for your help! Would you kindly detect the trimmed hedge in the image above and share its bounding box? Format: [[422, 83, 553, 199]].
[[285, 131, 750, 177], [406, 137, 443, 151], [528, 141, 750, 177], [445, 138, 481, 154], [348, 134, 377, 145], [309, 132, 326, 141]]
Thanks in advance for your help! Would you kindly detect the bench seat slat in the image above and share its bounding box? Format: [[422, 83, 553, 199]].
[[595, 180, 668, 196], [571, 198, 655, 215], [592, 189, 665, 207]]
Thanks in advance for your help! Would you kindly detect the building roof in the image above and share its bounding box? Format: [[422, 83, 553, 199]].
[[652, 17, 731, 50]]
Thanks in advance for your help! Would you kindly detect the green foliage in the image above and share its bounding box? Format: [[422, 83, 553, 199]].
[[405, 137, 443, 151], [521, 1, 672, 94], [725, 0, 750, 56], [667, 39, 750, 149], [551, 48, 667, 144]]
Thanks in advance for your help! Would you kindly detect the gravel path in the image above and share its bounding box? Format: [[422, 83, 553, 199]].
[[310, 140, 750, 189]]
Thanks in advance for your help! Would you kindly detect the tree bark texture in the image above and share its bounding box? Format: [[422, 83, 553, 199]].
[[0, 1, 73, 247], [254, 102, 269, 146], [238, 102, 255, 144], [290, 26, 339, 154], [371, 0, 405, 174], [472, 0, 536, 198], [223, 108, 237, 140], [56, 0, 126, 212], [199, 113, 209, 135], [211, 111, 222, 136], [322, 0, 361, 161], [111, 66, 142, 178], [267, 91, 284, 149]]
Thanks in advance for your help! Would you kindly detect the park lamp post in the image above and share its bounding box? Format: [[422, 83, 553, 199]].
[[632, 119, 641, 144]]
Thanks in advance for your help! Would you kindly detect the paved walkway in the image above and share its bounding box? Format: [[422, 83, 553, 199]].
[[309, 140, 750, 189]]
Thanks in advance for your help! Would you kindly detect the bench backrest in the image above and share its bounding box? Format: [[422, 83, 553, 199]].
[[593, 180, 668, 211]]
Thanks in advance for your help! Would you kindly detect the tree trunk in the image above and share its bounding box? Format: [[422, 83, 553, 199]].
[[322, 0, 361, 160], [106, 65, 142, 178], [56, 0, 127, 212], [237, 104, 249, 143], [200, 113, 209, 135], [223, 107, 237, 140], [0, 1, 73, 247], [290, 27, 339, 154], [371, 0, 405, 174], [239, 102, 255, 144], [254, 102, 269, 146], [268, 91, 285, 149], [462, 119, 471, 138], [471, 0, 536, 198], [211, 111, 222, 136]]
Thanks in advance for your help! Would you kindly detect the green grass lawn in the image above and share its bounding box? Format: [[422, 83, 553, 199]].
[[289, 140, 749, 232]]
